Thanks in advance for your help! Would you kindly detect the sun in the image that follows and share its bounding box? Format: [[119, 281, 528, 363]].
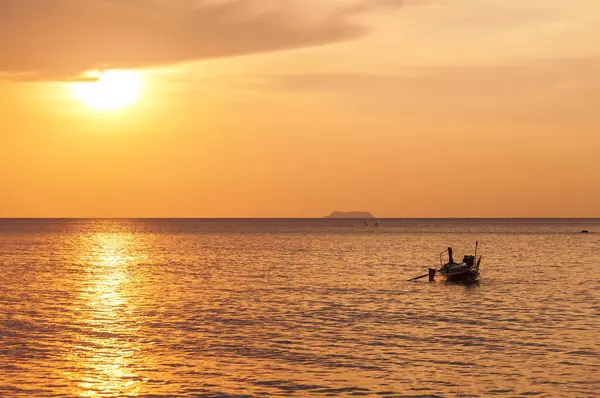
[[70, 70, 142, 111]]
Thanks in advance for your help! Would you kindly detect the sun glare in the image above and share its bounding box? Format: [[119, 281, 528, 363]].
[[70, 70, 142, 111]]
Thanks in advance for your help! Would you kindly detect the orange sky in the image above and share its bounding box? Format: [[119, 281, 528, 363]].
[[1, 0, 599, 217]]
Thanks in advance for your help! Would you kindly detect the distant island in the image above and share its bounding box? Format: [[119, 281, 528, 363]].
[[325, 211, 375, 219]]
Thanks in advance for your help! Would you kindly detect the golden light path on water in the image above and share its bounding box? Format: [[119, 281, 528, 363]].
[[70, 233, 144, 397]]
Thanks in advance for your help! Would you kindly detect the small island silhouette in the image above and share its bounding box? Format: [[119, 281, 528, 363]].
[[325, 211, 375, 219]]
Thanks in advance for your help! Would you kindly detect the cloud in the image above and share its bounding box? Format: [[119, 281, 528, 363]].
[[268, 57, 600, 124], [0, 0, 404, 80]]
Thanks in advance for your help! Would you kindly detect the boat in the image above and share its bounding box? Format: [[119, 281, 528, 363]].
[[408, 242, 482, 284], [435, 246, 481, 284]]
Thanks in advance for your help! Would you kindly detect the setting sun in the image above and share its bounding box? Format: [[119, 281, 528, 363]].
[[70, 70, 142, 111]]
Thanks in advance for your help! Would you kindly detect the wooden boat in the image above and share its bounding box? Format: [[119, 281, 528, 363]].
[[409, 242, 482, 284], [436, 246, 481, 284]]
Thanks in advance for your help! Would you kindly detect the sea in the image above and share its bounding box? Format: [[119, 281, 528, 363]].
[[1, 218, 599, 397]]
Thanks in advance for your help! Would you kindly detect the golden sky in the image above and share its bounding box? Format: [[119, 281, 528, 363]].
[[1, 0, 599, 217]]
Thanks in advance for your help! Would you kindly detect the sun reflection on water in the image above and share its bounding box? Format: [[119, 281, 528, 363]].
[[70, 233, 145, 397]]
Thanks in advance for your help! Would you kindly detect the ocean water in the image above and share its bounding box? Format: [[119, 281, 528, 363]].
[[1, 218, 599, 398]]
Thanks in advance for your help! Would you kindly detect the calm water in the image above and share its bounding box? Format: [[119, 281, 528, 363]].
[[1, 219, 599, 397]]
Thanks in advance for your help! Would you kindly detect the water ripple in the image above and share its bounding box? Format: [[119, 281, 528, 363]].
[[1, 219, 599, 397]]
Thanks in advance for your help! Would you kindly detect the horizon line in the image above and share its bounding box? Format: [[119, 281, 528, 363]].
[[1, 217, 599, 220]]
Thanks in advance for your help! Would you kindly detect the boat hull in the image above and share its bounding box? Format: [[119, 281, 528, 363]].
[[439, 260, 480, 284], [444, 271, 480, 284]]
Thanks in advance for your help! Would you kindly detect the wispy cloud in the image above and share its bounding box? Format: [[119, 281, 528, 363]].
[[0, 0, 404, 80], [268, 57, 600, 124]]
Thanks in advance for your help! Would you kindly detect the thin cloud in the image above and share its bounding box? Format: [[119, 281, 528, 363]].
[[268, 57, 600, 123], [0, 0, 404, 80]]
